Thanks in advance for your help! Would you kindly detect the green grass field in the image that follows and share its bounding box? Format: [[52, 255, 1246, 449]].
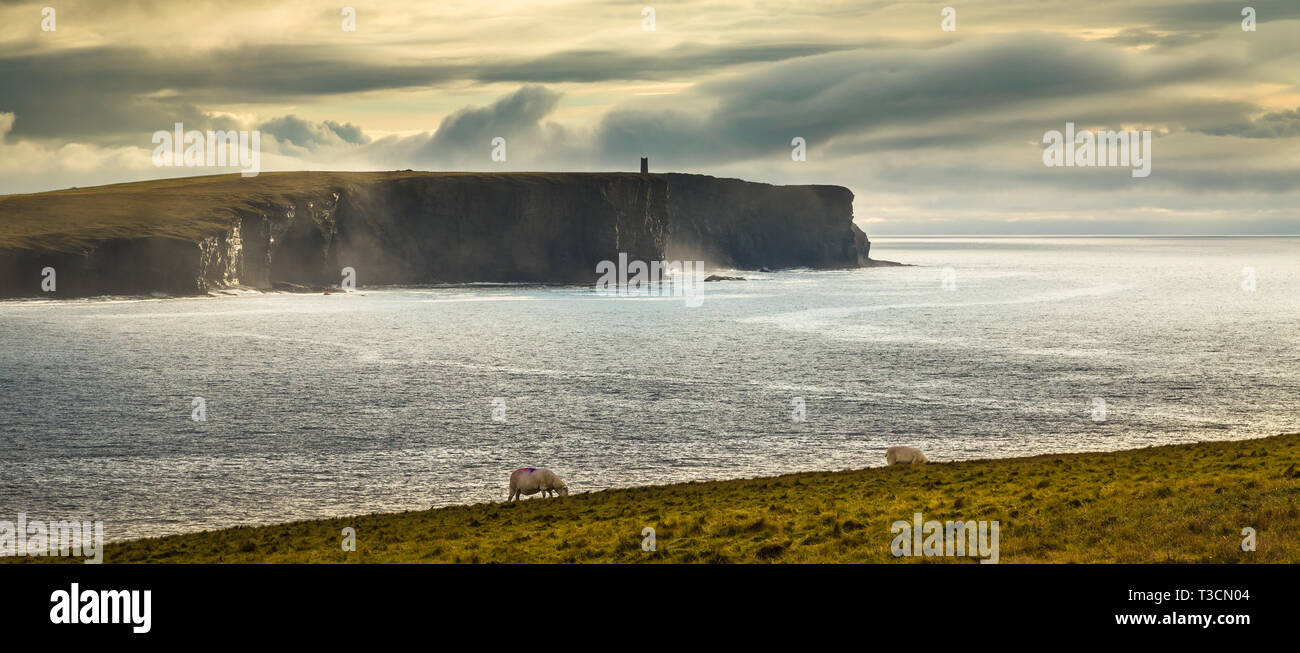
[[15, 433, 1300, 564]]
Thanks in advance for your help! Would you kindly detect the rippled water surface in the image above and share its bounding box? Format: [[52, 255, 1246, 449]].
[[1, 236, 1296, 540]]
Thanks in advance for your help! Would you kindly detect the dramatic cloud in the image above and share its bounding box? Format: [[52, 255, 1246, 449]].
[[418, 85, 567, 167], [1195, 107, 1300, 139], [1, 0, 1298, 233], [259, 115, 371, 156], [594, 33, 1245, 166]]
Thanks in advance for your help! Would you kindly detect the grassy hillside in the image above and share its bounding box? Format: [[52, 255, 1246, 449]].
[[19, 433, 1300, 563], [0, 171, 644, 252]]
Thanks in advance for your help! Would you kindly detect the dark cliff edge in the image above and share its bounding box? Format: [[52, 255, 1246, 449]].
[[663, 173, 869, 269], [0, 171, 879, 298]]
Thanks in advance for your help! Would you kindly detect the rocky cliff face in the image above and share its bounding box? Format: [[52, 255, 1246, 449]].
[[663, 173, 868, 268], [0, 172, 868, 298]]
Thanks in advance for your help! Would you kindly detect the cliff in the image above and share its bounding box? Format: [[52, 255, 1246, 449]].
[[664, 173, 869, 268], [0, 171, 872, 298]]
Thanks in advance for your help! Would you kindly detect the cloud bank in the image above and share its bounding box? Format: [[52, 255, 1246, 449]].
[[2, 0, 1298, 233]]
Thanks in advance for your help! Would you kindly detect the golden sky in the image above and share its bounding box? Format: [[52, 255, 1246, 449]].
[[2, 0, 1299, 233]]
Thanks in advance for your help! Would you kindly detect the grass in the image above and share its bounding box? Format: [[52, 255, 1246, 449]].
[[13, 433, 1300, 564], [0, 171, 653, 252]]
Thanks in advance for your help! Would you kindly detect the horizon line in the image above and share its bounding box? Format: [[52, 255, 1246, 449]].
[[868, 233, 1300, 238]]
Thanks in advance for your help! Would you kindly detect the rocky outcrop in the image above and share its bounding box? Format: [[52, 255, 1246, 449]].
[[0, 171, 872, 298]]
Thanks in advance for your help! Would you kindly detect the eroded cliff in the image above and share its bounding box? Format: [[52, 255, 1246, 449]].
[[0, 171, 869, 298]]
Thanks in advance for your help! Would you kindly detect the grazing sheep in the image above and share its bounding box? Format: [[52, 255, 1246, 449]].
[[508, 467, 569, 501], [886, 446, 930, 465]]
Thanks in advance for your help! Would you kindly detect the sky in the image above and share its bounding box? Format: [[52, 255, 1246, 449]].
[[2, 0, 1299, 234]]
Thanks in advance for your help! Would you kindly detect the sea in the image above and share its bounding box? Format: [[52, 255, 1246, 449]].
[[1, 236, 1296, 541]]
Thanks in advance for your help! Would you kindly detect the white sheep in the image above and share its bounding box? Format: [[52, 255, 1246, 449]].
[[886, 446, 930, 465], [508, 467, 569, 501]]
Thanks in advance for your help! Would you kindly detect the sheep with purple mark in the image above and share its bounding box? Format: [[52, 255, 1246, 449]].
[[508, 467, 569, 501], [886, 446, 930, 465]]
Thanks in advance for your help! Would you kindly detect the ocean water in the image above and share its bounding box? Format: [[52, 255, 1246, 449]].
[[1, 236, 1296, 541]]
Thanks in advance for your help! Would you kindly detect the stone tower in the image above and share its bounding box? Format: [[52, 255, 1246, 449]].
[[640, 157, 648, 174]]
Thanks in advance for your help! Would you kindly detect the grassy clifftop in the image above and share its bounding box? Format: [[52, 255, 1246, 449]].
[[55, 433, 1299, 564], [0, 171, 624, 252]]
